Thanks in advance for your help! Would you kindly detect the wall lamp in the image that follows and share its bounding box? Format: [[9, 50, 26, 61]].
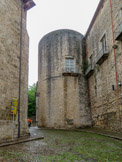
[[118, 81, 122, 87], [112, 44, 118, 49], [112, 81, 121, 90], [23, 0, 36, 11]]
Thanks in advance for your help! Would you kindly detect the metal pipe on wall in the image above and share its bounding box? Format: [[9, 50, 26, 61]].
[[109, 0, 121, 123], [18, 0, 23, 138]]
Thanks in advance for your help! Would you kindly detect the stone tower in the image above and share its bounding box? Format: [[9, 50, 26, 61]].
[[0, 0, 35, 142], [37, 29, 91, 129]]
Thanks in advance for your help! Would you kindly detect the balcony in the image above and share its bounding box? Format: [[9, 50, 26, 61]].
[[96, 46, 109, 65], [85, 64, 94, 78], [62, 68, 80, 76], [114, 22, 122, 41]]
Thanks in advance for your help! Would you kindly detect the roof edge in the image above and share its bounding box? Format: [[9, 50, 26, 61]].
[[85, 0, 105, 37], [38, 29, 84, 45]]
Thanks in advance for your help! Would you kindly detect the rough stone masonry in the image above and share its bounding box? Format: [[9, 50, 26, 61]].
[[37, 29, 92, 129], [0, 0, 35, 142], [85, 0, 122, 132], [37, 0, 122, 132]]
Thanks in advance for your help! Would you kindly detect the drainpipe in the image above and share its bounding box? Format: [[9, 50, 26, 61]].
[[18, 0, 23, 138], [109, 0, 120, 123], [85, 39, 92, 123]]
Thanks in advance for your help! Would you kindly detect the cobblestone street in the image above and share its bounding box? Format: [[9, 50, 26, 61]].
[[0, 127, 122, 161]]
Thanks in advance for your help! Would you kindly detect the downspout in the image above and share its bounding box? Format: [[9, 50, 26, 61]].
[[18, 0, 23, 138], [87, 79, 92, 123], [86, 39, 88, 61], [86, 39, 92, 123], [109, 0, 120, 123]]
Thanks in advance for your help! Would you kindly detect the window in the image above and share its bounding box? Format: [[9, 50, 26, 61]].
[[89, 54, 93, 64], [100, 34, 107, 53], [65, 58, 75, 72]]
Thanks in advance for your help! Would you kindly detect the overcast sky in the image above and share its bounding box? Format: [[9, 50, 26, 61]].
[[27, 0, 100, 86]]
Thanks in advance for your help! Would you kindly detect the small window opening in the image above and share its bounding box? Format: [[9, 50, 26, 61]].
[[101, 34, 107, 53], [65, 58, 75, 72]]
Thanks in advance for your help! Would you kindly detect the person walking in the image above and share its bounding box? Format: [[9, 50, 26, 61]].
[[27, 119, 32, 127]]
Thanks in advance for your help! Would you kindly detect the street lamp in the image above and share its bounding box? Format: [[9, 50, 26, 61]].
[[23, 0, 36, 11]]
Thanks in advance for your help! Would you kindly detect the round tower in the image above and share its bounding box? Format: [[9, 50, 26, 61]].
[[38, 29, 91, 129]]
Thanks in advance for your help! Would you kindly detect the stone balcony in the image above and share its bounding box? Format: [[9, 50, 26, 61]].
[[62, 68, 81, 76], [96, 47, 109, 65], [114, 21, 122, 41], [85, 63, 94, 78]]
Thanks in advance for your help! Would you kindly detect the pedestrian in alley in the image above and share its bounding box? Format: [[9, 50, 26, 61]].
[[27, 119, 32, 128]]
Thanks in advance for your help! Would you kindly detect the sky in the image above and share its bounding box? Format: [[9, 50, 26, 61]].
[[27, 0, 100, 86]]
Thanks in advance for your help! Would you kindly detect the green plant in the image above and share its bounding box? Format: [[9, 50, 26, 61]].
[[28, 83, 36, 117], [82, 59, 88, 74]]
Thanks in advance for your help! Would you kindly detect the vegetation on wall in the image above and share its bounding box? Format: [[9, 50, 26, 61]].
[[82, 59, 88, 74], [82, 38, 88, 74], [28, 83, 36, 117]]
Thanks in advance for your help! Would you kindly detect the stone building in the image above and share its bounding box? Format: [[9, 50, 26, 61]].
[[37, 0, 122, 132], [0, 0, 35, 142], [37, 29, 92, 129], [85, 0, 122, 131]]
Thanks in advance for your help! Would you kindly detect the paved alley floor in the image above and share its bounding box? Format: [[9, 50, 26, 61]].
[[0, 127, 122, 162]]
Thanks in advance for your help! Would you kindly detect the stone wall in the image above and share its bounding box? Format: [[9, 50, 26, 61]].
[[38, 29, 91, 129], [0, 0, 29, 142], [85, 0, 122, 131]]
